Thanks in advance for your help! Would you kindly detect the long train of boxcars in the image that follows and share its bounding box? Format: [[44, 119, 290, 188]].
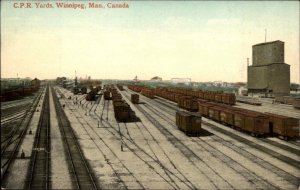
[[0, 81, 41, 102], [102, 86, 137, 122], [128, 85, 299, 140]]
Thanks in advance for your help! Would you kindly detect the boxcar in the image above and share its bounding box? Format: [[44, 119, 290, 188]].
[[131, 94, 139, 104], [183, 98, 198, 112], [233, 110, 245, 130], [208, 106, 222, 122], [176, 111, 202, 135], [243, 113, 269, 136], [215, 94, 222, 103], [113, 101, 130, 122], [198, 91, 204, 99], [104, 90, 111, 100], [265, 113, 299, 139], [221, 93, 236, 105], [220, 108, 234, 126], [141, 89, 155, 99], [198, 102, 213, 117]]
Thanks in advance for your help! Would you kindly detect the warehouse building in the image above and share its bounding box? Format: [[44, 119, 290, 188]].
[[247, 40, 290, 96]]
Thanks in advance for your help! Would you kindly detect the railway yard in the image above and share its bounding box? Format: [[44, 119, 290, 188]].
[[1, 83, 300, 190]]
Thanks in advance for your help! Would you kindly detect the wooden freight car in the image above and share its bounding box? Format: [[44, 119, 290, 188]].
[[141, 89, 155, 99], [233, 109, 270, 136], [243, 112, 269, 136], [103, 90, 111, 100], [183, 98, 198, 112], [197, 91, 204, 99], [177, 96, 190, 108], [232, 109, 245, 130], [131, 94, 139, 104], [221, 93, 236, 105], [113, 101, 130, 122], [198, 102, 214, 117], [128, 85, 143, 93], [265, 113, 299, 139], [219, 107, 234, 126], [215, 94, 223, 103], [112, 93, 122, 101], [208, 106, 223, 121], [176, 111, 202, 135]]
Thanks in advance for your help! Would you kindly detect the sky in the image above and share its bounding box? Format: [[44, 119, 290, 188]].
[[1, 1, 299, 83]]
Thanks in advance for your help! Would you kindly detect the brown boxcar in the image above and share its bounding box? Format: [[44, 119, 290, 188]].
[[209, 92, 216, 101], [220, 108, 234, 126], [233, 110, 245, 130], [141, 89, 155, 99], [176, 111, 201, 135], [198, 91, 204, 99], [243, 112, 269, 136], [198, 102, 213, 117], [265, 113, 299, 139], [183, 98, 198, 112], [113, 101, 130, 121], [104, 90, 111, 100], [208, 106, 222, 122], [221, 93, 236, 105], [215, 94, 222, 103], [177, 96, 189, 108], [131, 94, 139, 104]]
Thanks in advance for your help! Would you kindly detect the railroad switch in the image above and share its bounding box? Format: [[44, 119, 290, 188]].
[[20, 150, 25, 159]]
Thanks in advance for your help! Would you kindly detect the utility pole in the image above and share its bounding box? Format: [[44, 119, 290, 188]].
[[265, 29, 267, 43]]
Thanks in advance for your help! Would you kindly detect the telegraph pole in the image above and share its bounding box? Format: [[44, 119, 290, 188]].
[[265, 29, 267, 43]]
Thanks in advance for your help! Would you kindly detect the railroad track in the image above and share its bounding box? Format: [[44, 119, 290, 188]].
[[120, 91, 224, 188], [122, 88, 300, 188], [125, 121, 198, 189], [151, 94, 300, 163], [58, 86, 300, 189], [57, 88, 142, 189], [59, 87, 199, 189], [51, 86, 98, 190], [1, 88, 44, 187], [141, 97, 299, 188], [26, 85, 51, 190], [1, 110, 28, 126], [1, 99, 33, 110], [1, 105, 30, 119]]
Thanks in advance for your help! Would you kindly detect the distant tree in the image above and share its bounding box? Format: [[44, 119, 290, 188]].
[[290, 83, 300, 91]]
